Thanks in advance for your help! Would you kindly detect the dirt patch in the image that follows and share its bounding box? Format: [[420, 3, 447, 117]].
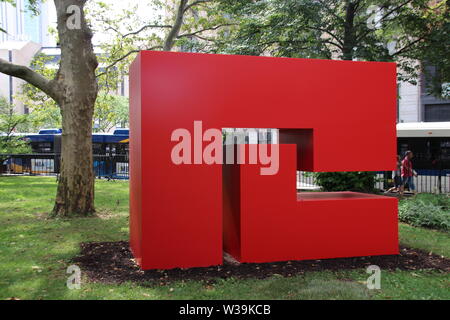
[[73, 241, 449, 285]]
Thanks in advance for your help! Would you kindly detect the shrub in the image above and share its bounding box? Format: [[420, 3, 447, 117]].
[[313, 172, 377, 193], [411, 194, 450, 209], [399, 195, 450, 231]]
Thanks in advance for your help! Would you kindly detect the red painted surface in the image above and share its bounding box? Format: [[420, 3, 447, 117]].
[[129, 54, 142, 266], [129, 51, 398, 270], [224, 144, 398, 262]]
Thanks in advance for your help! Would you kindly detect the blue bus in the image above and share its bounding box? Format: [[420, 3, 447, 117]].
[[24, 128, 129, 155], [3, 129, 129, 178]]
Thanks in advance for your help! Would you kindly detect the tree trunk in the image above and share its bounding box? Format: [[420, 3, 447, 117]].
[[342, 0, 357, 61], [0, 0, 98, 217], [51, 0, 98, 217], [52, 101, 95, 216]]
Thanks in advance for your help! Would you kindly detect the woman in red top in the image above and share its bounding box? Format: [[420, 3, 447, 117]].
[[400, 151, 417, 195]]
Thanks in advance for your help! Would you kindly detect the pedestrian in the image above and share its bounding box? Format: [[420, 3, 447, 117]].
[[400, 150, 417, 196], [386, 155, 402, 193]]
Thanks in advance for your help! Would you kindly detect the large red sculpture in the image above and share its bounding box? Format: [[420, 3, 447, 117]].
[[129, 51, 398, 270]]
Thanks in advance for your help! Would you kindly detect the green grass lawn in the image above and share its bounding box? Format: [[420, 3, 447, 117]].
[[0, 176, 449, 300]]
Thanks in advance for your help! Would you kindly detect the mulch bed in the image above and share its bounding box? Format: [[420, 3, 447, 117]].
[[72, 241, 450, 285]]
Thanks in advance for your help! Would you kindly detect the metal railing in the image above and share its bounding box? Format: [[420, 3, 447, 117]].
[[375, 170, 450, 194], [0, 153, 129, 180], [297, 171, 450, 194]]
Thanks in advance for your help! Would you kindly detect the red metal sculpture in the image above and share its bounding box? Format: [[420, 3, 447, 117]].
[[129, 51, 398, 270]]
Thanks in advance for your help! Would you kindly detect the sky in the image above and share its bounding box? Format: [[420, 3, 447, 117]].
[[45, 0, 163, 46]]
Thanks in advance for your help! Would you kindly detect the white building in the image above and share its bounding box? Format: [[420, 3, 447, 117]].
[[0, 0, 56, 46], [0, 40, 41, 113], [0, 0, 56, 114], [398, 66, 450, 123]]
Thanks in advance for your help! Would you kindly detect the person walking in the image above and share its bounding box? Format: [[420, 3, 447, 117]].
[[386, 155, 402, 193], [400, 151, 417, 196]]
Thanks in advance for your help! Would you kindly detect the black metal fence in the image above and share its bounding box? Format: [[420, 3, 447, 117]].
[[2, 154, 449, 194], [297, 171, 450, 194], [0, 153, 129, 180]]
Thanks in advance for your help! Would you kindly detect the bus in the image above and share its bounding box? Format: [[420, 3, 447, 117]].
[[397, 122, 450, 171], [24, 128, 129, 155], [2, 128, 129, 178]]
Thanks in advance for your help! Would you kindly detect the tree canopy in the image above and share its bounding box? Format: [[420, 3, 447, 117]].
[[214, 0, 449, 96]]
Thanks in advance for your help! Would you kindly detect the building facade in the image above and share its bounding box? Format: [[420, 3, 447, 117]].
[[0, 0, 55, 46], [0, 40, 41, 113], [398, 65, 450, 123], [0, 0, 56, 114]]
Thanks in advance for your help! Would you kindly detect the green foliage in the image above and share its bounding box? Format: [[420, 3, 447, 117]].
[[400, 1, 449, 97], [0, 98, 31, 156], [399, 194, 450, 231], [88, 0, 233, 84], [17, 54, 61, 132], [313, 172, 377, 192], [94, 93, 129, 132], [17, 54, 129, 133], [216, 0, 449, 94]]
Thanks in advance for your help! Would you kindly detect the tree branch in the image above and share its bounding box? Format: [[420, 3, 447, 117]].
[[122, 24, 173, 38], [356, 0, 414, 42], [164, 0, 189, 51], [0, 58, 59, 102], [104, 25, 122, 35], [184, 0, 213, 13], [391, 35, 427, 57], [322, 39, 344, 50], [315, 0, 345, 23], [352, 0, 363, 13], [378, 0, 415, 25], [96, 46, 163, 77], [303, 26, 344, 47], [190, 34, 216, 42], [177, 23, 235, 38]]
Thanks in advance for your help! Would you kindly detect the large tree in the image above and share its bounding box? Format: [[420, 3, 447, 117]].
[[0, 0, 98, 217]]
